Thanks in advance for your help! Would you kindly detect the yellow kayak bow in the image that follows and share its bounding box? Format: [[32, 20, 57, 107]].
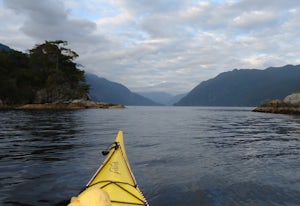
[[85, 131, 149, 206]]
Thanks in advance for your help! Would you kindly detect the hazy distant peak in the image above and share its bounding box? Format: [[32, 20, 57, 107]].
[[85, 73, 160, 106]]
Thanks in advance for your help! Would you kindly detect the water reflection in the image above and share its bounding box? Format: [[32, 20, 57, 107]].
[[1, 110, 84, 161], [201, 111, 300, 165], [0, 110, 85, 206], [1, 107, 300, 206], [150, 179, 300, 206]]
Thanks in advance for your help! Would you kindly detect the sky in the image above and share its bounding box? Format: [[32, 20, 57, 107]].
[[1, 0, 300, 95]]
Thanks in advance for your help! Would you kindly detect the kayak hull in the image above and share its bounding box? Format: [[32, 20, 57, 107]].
[[85, 131, 149, 206]]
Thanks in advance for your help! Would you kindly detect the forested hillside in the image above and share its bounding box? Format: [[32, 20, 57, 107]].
[[176, 65, 300, 106], [85, 73, 160, 106], [0, 41, 89, 105]]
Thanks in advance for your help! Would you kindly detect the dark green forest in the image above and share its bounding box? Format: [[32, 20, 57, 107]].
[[0, 41, 89, 105]]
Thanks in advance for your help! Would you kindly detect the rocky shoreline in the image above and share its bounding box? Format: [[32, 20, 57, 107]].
[[0, 100, 125, 110], [253, 93, 300, 115]]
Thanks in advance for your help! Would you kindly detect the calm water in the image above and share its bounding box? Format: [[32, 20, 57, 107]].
[[0, 107, 300, 206]]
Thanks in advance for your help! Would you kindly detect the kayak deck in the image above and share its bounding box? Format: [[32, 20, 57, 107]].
[[85, 131, 149, 206]]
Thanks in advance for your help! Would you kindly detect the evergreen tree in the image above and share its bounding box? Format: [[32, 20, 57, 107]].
[[0, 40, 89, 105]]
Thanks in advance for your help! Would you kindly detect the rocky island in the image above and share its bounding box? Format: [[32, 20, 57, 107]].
[[0, 100, 124, 109], [14, 100, 124, 109], [0, 41, 124, 109], [253, 92, 300, 115]]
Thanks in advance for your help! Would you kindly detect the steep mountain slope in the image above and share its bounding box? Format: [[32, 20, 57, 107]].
[[0, 43, 11, 52], [85, 73, 160, 106], [138, 92, 173, 105], [175, 65, 300, 106], [138, 92, 186, 105]]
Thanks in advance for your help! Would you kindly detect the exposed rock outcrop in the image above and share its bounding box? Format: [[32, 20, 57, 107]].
[[253, 93, 300, 115], [283, 93, 300, 105], [1, 100, 124, 110], [33, 86, 90, 104]]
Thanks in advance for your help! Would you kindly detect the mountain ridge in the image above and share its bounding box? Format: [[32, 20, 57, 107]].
[[137, 91, 186, 105], [85, 73, 160, 106], [175, 65, 300, 106], [0, 43, 11, 52]]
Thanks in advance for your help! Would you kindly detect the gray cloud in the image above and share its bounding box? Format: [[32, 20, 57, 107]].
[[4, 0, 67, 24], [3, 0, 97, 42], [1, 0, 300, 94]]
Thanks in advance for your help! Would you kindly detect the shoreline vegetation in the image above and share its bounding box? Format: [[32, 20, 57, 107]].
[[1, 41, 299, 112], [0, 99, 124, 110], [0, 41, 125, 110], [253, 92, 300, 115]]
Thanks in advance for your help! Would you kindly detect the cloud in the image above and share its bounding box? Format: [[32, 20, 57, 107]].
[[234, 0, 299, 11], [233, 10, 278, 29], [3, 0, 97, 42], [1, 0, 300, 94]]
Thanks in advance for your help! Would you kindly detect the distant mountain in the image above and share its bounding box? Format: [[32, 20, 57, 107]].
[[138, 92, 173, 105], [85, 73, 160, 106], [175, 65, 300, 106], [169, 93, 187, 105], [0, 43, 11, 52], [137, 91, 185, 105]]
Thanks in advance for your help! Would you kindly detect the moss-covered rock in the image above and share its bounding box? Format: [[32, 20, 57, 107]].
[[15, 100, 124, 110], [253, 93, 300, 115], [284, 93, 300, 105]]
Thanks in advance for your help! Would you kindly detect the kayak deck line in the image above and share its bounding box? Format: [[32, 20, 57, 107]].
[[87, 180, 145, 204], [86, 141, 124, 186], [86, 141, 138, 188], [84, 131, 149, 206], [88, 180, 138, 189]]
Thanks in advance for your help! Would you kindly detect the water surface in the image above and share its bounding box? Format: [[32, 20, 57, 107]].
[[0, 107, 299, 205]]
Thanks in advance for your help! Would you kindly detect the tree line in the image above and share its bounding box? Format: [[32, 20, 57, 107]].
[[0, 40, 89, 105]]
